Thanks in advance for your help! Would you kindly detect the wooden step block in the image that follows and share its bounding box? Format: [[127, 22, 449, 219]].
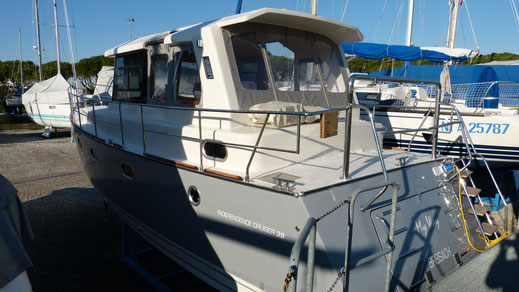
[[460, 169, 473, 179], [462, 186, 482, 197], [466, 204, 490, 216], [475, 222, 498, 236]]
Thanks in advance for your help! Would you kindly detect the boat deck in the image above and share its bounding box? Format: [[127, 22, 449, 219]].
[[251, 148, 433, 193], [430, 230, 519, 291]]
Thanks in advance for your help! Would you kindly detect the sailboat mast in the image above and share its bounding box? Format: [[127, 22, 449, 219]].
[[18, 29, 24, 94], [35, 0, 43, 81], [405, 0, 415, 46], [53, 0, 61, 74], [447, 0, 460, 48]]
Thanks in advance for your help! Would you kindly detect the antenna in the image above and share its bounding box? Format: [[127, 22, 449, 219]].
[[125, 18, 135, 41]]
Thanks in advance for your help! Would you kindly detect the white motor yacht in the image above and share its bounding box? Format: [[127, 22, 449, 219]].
[[69, 8, 509, 291]]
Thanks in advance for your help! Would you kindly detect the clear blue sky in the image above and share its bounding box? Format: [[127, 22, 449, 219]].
[[1, 0, 519, 64]]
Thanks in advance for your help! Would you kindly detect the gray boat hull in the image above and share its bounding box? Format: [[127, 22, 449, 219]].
[[74, 125, 476, 291]]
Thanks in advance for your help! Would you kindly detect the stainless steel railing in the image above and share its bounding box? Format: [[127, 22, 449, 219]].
[[348, 75, 443, 159], [68, 87, 392, 184], [350, 78, 510, 234], [285, 181, 399, 292]]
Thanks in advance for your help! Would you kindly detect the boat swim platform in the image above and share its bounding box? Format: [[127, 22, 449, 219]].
[[429, 230, 519, 291]]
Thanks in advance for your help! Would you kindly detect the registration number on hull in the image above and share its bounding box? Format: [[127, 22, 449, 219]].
[[441, 122, 510, 135]]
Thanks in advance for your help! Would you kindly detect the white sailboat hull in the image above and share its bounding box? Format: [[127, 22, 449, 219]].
[[363, 109, 519, 166], [22, 74, 71, 128]]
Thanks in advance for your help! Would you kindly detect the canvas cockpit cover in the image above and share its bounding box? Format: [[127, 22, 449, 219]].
[[22, 74, 70, 105], [369, 64, 519, 84], [342, 42, 478, 62], [94, 66, 114, 97]]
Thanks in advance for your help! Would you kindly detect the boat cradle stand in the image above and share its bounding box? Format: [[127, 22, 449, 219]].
[[121, 224, 186, 291]]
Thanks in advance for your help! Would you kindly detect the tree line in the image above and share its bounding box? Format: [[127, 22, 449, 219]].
[[2, 51, 518, 87], [0, 55, 114, 86]]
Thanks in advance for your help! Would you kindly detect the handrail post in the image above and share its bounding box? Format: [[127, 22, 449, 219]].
[[431, 85, 441, 159], [119, 102, 125, 147], [92, 97, 98, 137], [383, 184, 399, 292], [306, 224, 316, 291], [198, 110, 203, 171], [342, 106, 353, 179], [355, 104, 389, 181], [140, 105, 146, 155], [343, 202, 352, 292], [76, 90, 82, 129], [287, 217, 316, 292], [245, 113, 270, 182]]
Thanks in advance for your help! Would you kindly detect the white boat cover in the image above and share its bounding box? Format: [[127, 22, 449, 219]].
[[420, 47, 480, 60], [22, 74, 70, 105], [94, 66, 114, 97]]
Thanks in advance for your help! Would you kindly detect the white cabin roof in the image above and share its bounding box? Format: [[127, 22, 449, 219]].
[[213, 8, 363, 44], [104, 30, 174, 57], [106, 8, 363, 57]]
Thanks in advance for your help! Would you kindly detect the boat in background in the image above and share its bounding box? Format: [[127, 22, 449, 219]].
[[4, 30, 26, 112], [346, 0, 519, 167], [69, 7, 511, 291], [22, 0, 72, 137], [22, 73, 71, 129]]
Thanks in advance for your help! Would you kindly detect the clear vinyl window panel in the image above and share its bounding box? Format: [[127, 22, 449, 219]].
[[230, 31, 270, 91], [150, 54, 169, 103], [227, 23, 347, 109], [174, 48, 201, 105]]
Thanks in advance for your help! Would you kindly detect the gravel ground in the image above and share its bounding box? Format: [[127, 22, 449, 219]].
[[0, 129, 214, 291]]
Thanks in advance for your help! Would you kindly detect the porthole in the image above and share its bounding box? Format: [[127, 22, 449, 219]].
[[121, 163, 134, 180], [89, 148, 98, 162], [203, 141, 227, 160], [188, 186, 200, 206]]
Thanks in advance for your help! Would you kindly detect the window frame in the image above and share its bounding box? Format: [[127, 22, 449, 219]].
[[112, 50, 148, 103]]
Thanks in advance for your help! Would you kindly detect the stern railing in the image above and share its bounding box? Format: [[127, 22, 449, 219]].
[[285, 182, 399, 292], [351, 77, 510, 236]]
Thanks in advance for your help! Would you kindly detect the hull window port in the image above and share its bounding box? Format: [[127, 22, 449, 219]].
[[203, 141, 227, 160], [188, 186, 200, 206], [121, 163, 134, 180], [89, 148, 98, 162]]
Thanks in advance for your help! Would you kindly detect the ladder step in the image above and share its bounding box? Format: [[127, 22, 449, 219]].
[[476, 222, 498, 236], [460, 169, 473, 179], [462, 186, 482, 197], [466, 204, 490, 216]]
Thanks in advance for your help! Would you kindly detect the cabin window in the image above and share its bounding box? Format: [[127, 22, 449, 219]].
[[173, 46, 201, 105], [231, 36, 269, 90], [113, 51, 147, 103], [150, 54, 169, 103], [226, 23, 348, 110], [318, 41, 346, 93]]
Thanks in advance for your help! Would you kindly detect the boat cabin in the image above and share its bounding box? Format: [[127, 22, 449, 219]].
[[75, 8, 421, 190]]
